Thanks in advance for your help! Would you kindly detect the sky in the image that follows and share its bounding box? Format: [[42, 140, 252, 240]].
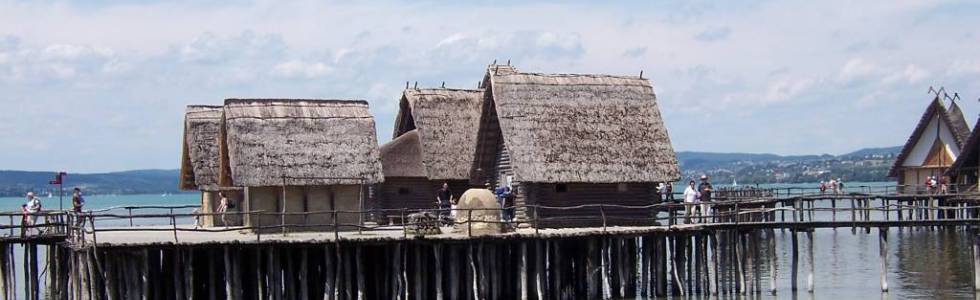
[[1, 0, 979, 173]]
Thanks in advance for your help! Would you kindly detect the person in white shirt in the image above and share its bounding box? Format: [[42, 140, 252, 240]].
[[25, 192, 42, 233], [682, 180, 700, 224]]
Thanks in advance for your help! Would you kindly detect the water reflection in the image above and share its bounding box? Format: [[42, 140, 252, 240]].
[[639, 228, 976, 300]]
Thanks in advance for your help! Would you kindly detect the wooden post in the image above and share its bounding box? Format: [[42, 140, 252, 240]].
[[670, 236, 684, 296], [791, 230, 799, 291], [974, 234, 980, 292], [435, 244, 445, 300], [448, 245, 459, 300], [806, 230, 814, 293], [880, 227, 889, 293], [736, 232, 746, 295], [768, 228, 777, 295], [519, 242, 528, 300], [707, 232, 718, 296], [537, 240, 546, 300], [356, 246, 365, 300]]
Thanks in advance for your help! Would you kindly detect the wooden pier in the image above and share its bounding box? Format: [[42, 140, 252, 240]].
[[3, 189, 980, 299]]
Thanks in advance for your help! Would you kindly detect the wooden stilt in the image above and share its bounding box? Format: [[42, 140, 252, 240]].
[[880, 228, 889, 293], [707, 232, 718, 296], [791, 230, 799, 291], [435, 244, 445, 300], [806, 230, 814, 293], [537, 240, 546, 300], [292, 248, 304, 300], [449, 245, 459, 300], [768, 229, 777, 295], [355, 246, 364, 300], [519, 242, 528, 300], [974, 234, 980, 292]]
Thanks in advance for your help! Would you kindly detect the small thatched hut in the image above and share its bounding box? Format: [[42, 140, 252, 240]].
[[178, 105, 242, 227], [947, 116, 980, 192], [471, 65, 680, 228], [219, 99, 384, 232], [377, 88, 484, 219], [889, 97, 970, 193]]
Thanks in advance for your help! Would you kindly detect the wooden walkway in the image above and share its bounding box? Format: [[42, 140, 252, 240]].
[[4, 190, 980, 300]]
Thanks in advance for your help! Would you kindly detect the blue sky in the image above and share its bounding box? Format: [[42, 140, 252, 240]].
[[1, 0, 979, 172]]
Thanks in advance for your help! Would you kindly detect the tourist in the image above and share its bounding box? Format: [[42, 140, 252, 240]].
[[819, 181, 826, 194], [192, 207, 201, 228], [828, 178, 838, 195], [654, 182, 666, 202], [683, 180, 699, 224], [25, 192, 42, 233], [20, 204, 29, 238], [837, 178, 845, 194], [664, 182, 674, 203], [698, 175, 713, 222], [217, 192, 229, 227], [71, 187, 85, 226], [436, 182, 454, 219]]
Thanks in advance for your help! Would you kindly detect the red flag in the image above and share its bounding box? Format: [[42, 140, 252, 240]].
[[49, 172, 66, 185]]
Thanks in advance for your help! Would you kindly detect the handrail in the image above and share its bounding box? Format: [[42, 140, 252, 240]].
[[3, 192, 977, 246]]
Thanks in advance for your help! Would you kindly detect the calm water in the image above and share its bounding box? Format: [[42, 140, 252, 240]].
[[1, 187, 978, 299]]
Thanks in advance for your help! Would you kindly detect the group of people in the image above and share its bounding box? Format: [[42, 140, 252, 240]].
[[818, 178, 845, 194], [20, 188, 85, 236], [433, 182, 515, 226], [681, 175, 714, 223], [923, 176, 947, 194]]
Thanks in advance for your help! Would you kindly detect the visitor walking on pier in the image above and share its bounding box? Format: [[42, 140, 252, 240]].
[[683, 180, 699, 224], [25, 192, 42, 234], [217, 192, 229, 227], [72, 188, 85, 226], [698, 175, 713, 222], [664, 182, 674, 202], [437, 183, 454, 220]]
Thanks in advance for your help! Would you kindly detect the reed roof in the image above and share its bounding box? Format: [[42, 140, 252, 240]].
[[390, 88, 484, 180], [889, 97, 967, 177], [947, 117, 980, 177], [220, 99, 384, 187], [179, 105, 223, 191], [380, 129, 426, 178], [947, 100, 971, 143], [477, 68, 680, 183]]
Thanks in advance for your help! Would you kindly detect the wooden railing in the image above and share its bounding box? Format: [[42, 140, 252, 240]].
[[26, 193, 975, 247]]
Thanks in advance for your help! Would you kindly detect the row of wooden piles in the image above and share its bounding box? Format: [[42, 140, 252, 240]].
[[36, 229, 829, 300]]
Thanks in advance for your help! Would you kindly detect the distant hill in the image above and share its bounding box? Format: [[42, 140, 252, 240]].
[[0, 146, 903, 196], [0, 169, 181, 197], [677, 146, 901, 184], [838, 146, 903, 159]]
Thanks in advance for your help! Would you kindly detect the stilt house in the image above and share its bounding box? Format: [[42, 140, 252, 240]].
[[947, 116, 980, 192], [889, 98, 970, 193], [470, 65, 680, 228], [219, 99, 384, 232], [178, 105, 241, 226], [377, 88, 484, 218]]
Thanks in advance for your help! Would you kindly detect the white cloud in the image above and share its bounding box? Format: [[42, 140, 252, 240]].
[[837, 58, 879, 84], [764, 78, 814, 103], [272, 59, 331, 78], [0, 1, 979, 171]]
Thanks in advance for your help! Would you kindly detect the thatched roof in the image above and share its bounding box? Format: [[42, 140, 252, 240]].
[[389, 88, 484, 180], [947, 117, 980, 177], [947, 100, 971, 143], [220, 99, 384, 187], [179, 105, 223, 191], [888, 97, 966, 177], [380, 129, 426, 178], [474, 69, 680, 183]]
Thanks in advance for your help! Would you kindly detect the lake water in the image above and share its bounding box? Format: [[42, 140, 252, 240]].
[[2, 185, 979, 299]]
